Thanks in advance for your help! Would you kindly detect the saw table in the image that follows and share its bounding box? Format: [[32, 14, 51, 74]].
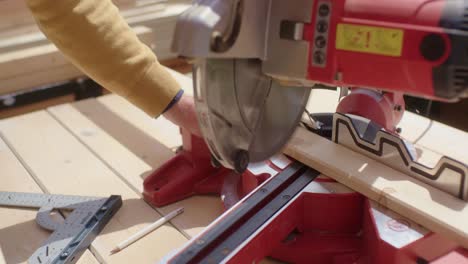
[[0, 69, 466, 263]]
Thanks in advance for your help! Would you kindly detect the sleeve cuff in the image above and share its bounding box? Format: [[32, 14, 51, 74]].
[[161, 89, 184, 115]]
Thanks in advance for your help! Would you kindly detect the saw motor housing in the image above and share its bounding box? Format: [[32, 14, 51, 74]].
[[172, 0, 468, 171]]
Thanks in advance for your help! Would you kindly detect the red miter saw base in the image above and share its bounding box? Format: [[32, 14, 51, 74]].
[[234, 184, 467, 264], [143, 128, 284, 208], [144, 129, 467, 263]]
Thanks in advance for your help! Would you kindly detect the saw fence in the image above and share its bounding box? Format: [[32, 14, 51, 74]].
[[0, 0, 191, 118]]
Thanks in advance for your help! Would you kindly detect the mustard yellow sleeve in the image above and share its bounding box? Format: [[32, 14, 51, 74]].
[[25, 0, 181, 117]]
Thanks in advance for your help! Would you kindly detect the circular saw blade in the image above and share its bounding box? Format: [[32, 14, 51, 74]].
[[194, 59, 310, 172]]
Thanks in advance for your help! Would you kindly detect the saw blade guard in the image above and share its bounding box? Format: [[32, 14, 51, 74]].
[[171, 0, 269, 59], [193, 59, 310, 172]]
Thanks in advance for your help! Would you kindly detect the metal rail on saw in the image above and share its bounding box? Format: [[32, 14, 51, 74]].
[[0, 192, 122, 264], [168, 162, 320, 263]]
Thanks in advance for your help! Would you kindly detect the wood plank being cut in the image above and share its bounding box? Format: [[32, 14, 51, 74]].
[[0, 136, 98, 264], [284, 127, 468, 248], [0, 111, 187, 263]]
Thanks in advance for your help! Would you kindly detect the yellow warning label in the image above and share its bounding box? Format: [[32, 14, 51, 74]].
[[336, 23, 404, 57]]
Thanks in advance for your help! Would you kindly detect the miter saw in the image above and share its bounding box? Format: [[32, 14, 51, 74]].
[[143, 0, 468, 262], [171, 0, 467, 170]]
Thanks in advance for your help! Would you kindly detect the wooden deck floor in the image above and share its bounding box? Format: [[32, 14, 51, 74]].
[[0, 70, 225, 263]]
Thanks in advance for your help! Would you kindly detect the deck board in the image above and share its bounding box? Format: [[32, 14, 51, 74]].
[[0, 111, 187, 263], [48, 100, 223, 238], [89, 71, 223, 238], [0, 135, 99, 264], [0, 69, 224, 263]]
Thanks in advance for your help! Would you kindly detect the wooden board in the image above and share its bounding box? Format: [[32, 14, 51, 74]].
[[0, 136, 98, 264], [0, 111, 188, 263], [284, 127, 468, 248], [70, 97, 223, 237], [296, 84, 467, 249], [0, 94, 74, 119], [0, 69, 223, 262], [0, 1, 192, 95], [47, 69, 223, 238], [0, 26, 154, 95], [0, 1, 188, 54], [0, 26, 42, 53], [0, 0, 137, 32]]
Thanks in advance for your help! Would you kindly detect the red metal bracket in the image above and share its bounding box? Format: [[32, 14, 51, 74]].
[[143, 129, 284, 208]]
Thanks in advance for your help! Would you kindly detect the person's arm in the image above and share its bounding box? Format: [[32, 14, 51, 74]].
[[26, 0, 181, 117]]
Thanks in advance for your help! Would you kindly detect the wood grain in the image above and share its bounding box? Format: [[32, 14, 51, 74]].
[[0, 136, 99, 264], [0, 0, 137, 32], [0, 94, 74, 120], [0, 26, 154, 95], [46, 68, 223, 238], [48, 97, 223, 238], [0, 111, 187, 263], [97, 74, 223, 237]]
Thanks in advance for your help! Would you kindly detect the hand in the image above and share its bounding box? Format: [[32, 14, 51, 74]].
[[163, 94, 202, 137]]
